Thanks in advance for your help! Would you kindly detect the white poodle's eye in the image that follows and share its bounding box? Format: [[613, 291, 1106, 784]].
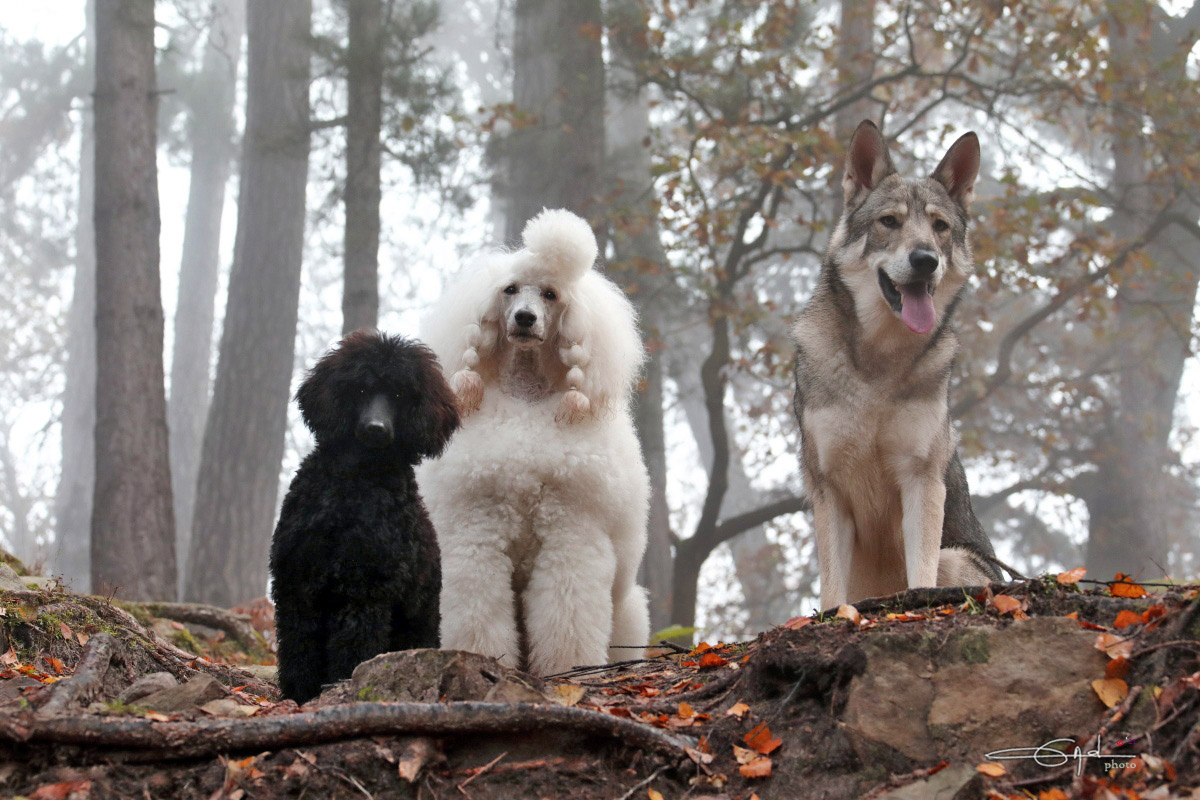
[[543, 289, 557, 301], [503, 284, 517, 295]]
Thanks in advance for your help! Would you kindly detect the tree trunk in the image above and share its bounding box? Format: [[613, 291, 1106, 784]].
[[169, 0, 245, 591], [829, 0, 877, 216], [55, 0, 96, 592], [342, 0, 384, 334], [91, 0, 176, 600], [1085, 1, 1196, 579], [186, 1, 313, 607], [606, 0, 673, 632], [504, 0, 605, 244]]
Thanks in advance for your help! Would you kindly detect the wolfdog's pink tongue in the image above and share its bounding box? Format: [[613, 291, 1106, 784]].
[[898, 283, 936, 334]]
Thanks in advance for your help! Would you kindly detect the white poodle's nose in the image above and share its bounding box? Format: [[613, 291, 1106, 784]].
[[515, 310, 536, 328]]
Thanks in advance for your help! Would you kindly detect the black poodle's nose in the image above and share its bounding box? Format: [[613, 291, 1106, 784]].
[[357, 393, 394, 448], [514, 310, 536, 328]]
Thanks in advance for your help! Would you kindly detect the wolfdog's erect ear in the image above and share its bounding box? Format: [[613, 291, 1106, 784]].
[[843, 120, 896, 205], [932, 132, 980, 209]]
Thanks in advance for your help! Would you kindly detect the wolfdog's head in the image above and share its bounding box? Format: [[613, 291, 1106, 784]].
[[828, 120, 980, 336]]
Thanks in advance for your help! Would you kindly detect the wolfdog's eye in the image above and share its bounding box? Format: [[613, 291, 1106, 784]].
[[933, 219, 950, 232], [880, 215, 900, 228], [503, 284, 517, 295], [543, 289, 557, 301]]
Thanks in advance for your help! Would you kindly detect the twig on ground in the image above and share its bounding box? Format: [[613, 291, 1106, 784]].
[[615, 765, 669, 800], [139, 602, 261, 650], [39, 632, 116, 716], [0, 701, 696, 762], [457, 751, 506, 793], [641, 670, 742, 714]]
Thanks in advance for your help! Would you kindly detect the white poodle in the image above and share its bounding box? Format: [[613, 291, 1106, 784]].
[[417, 209, 651, 676]]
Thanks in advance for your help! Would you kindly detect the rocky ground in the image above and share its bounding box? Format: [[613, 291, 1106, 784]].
[[0, 566, 1198, 799]]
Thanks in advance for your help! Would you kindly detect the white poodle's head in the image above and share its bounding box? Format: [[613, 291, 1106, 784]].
[[422, 208, 645, 423]]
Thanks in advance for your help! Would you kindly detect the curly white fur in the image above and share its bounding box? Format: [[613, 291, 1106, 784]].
[[418, 209, 651, 675]]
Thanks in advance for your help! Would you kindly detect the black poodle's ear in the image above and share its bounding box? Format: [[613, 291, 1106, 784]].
[[295, 358, 338, 438], [396, 345, 461, 460]]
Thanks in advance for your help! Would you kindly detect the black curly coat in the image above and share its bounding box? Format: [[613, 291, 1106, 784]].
[[269, 330, 460, 704]]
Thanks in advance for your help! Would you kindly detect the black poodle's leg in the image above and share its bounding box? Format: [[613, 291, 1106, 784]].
[[326, 602, 393, 682], [390, 596, 440, 651], [275, 601, 327, 704]]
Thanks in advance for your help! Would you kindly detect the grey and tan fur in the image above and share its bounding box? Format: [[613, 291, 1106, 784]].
[[792, 119, 1001, 610]]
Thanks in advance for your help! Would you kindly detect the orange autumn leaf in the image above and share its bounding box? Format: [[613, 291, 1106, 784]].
[[1039, 789, 1069, 800], [31, 782, 93, 800], [1106, 657, 1131, 680], [726, 701, 750, 718], [1057, 567, 1087, 584], [739, 756, 772, 778], [690, 642, 713, 656], [648, 789, 664, 800], [1095, 633, 1133, 660], [835, 604, 860, 623], [732, 744, 757, 764], [976, 762, 1007, 777], [744, 722, 782, 755], [1111, 573, 1146, 598], [46, 657, 65, 675], [1113, 610, 1142, 630], [989, 595, 1023, 616], [1092, 677, 1129, 708], [677, 702, 695, 719], [1143, 605, 1166, 623], [698, 652, 729, 668]]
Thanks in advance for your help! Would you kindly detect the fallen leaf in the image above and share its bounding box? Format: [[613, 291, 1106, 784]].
[[144, 711, 171, 722], [726, 701, 750, 718], [1106, 657, 1131, 680], [976, 762, 1007, 777], [75, 632, 89, 646], [552, 684, 585, 707], [58, 621, 73, 640], [1038, 789, 1069, 800], [32, 781, 92, 800], [397, 738, 436, 782], [678, 701, 695, 718], [690, 642, 713, 656], [989, 595, 1023, 616], [836, 604, 860, 623], [170, 621, 186, 631], [1095, 633, 1133, 660], [648, 789, 664, 800], [1113, 610, 1142, 630], [46, 657, 65, 675], [739, 756, 772, 778], [0, 649, 17, 667], [698, 652, 729, 669], [1111, 573, 1147, 598], [782, 616, 812, 630], [1092, 678, 1129, 708], [1143, 605, 1167, 624], [732, 745, 757, 764], [1057, 567, 1087, 584], [283, 759, 309, 780], [684, 746, 714, 765], [744, 722, 782, 755]]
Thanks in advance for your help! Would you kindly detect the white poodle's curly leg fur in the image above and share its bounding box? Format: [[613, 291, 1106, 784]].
[[523, 502, 617, 676], [609, 585, 650, 662], [438, 507, 521, 668]]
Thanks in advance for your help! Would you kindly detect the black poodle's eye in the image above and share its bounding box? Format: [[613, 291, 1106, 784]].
[[932, 218, 950, 233], [503, 284, 518, 295], [879, 215, 900, 229], [543, 288, 557, 301]]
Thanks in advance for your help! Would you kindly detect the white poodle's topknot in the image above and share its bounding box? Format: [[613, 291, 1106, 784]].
[[521, 208, 597, 284]]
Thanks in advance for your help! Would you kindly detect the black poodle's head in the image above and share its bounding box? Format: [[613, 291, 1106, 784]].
[[296, 329, 460, 462]]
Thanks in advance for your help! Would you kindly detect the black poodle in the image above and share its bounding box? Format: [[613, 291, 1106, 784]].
[[270, 329, 460, 704]]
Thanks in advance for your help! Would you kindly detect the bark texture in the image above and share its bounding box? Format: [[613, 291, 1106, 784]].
[[91, 0, 176, 600], [504, 0, 605, 244], [186, 1, 313, 607], [341, 0, 384, 334], [55, 0, 96, 592], [169, 0, 245, 588]]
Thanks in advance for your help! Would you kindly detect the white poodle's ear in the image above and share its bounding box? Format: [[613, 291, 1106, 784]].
[[555, 271, 645, 422], [421, 255, 506, 416], [522, 209, 597, 285]]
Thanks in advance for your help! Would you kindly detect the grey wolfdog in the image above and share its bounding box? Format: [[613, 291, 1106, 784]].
[[792, 119, 1002, 610]]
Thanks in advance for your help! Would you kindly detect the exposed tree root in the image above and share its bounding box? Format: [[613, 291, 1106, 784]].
[[0, 701, 696, 763], [38, 632, 115, 716], [138, 601, 260, 650]]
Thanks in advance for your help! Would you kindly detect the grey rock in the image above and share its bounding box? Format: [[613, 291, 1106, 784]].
[[118, 672, 179, 705], [235, 665, 278, 683], [842, 617, 1109, 766], [347, 649, 542, 704], [138, 674, 227, 713], [0, 565, 25, 593], [875, 765, 982, 800]]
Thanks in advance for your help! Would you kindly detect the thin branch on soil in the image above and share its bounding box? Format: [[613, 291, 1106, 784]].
[[615, 765, 669, 800], [0, 701, 696, 762], [641, 670, 743, 714], [139, 602, 261, 649], [456, 751, 506, 792], [39, 632, 115, 716]]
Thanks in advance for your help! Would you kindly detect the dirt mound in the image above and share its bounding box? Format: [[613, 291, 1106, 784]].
[[1, 577, 1198, 799]]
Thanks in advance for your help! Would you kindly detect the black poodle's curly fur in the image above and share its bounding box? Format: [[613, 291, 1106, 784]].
[[270, 330, 459, 703]]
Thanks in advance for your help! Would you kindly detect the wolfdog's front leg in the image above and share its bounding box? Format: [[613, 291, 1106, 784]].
[[901, 473, 946, 589], [813, 487, 854, 610]]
